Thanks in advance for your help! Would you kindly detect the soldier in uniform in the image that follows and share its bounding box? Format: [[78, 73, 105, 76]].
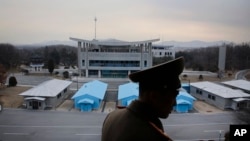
[[102, 57, 184, 141]]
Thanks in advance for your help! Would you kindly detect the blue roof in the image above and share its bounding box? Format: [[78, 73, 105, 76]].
[[182, 83, 190, 87], [118, 82, 139, 100], [176, 99, 191, 105], [77, 98, 94, 104], [177, 91, 196, 100], [72, 80, 108, 100], [127, 99, 136, 105]]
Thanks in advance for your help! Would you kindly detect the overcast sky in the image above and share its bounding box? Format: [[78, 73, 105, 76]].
[[1, 0, 249, 44]]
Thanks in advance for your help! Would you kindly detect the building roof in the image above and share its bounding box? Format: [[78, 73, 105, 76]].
[[77, 98, 94, 104], [176, 99, 191, 105], [19, 79, 72, 97], [233, 97, 250, 102], [72, 80, 108, 100], [222, 80, 250, 92], [177, 91, 196, 100], [69, 37, 160, 46], [118, 82, 139, 100], [181, 83, 190, 87], [24, 97, 45, 101], [190, 81, 250, 98], [127, 99, 136, 106]]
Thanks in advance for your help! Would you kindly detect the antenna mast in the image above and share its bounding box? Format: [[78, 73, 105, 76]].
[[94, 17, 97, 40]]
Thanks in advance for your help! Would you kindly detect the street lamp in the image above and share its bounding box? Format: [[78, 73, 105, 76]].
[[219, 130, 222, 141], [0, 102, 2, 112], [77, 75, 78, 91]]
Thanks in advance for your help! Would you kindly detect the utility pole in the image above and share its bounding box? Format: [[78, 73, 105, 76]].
[[94, 17, 97, 40]]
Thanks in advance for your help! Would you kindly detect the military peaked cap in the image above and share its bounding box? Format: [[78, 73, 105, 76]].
[[129, 57, 184, 90]]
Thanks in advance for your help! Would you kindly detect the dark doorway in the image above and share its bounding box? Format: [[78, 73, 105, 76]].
[[32, 101, 39, 109]]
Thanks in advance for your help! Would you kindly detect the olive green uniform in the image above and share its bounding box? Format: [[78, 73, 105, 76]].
[[102, 100, 173, 141]]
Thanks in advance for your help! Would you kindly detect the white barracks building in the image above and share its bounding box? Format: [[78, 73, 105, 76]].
[[70, 38, 160, 78]]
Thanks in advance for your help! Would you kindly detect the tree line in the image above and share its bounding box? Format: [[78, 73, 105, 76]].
[[175, 43, 250, 72], [0, 44, 77, 70], [153, 43, 249, 72], [0, 44, 77, 84]]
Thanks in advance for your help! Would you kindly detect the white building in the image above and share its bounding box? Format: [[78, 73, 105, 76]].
[[151, 45, 175, 58], [70, 38, 159, 78], [29, 54, 44, 72], [19, 79, 72, 110], [190, 81, 250, 110]]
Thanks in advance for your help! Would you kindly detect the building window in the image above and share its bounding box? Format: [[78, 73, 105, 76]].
[[57, 93, 62, 99], [208, 94, 211, 99], [82, 60, 85, 66], [208, 94, 215, 100], [212, 96, 216, 101], [144, 61, 147, 67], [64, 88, 67, 93], [196, 89, 203, 95], [29, 102, 32, 106]]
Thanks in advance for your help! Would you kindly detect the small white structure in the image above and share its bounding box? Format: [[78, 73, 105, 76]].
[[29, 54, 44, 72], [190, 81, 250, 110], [152, 45, 175, 58], [19, 79, 72, 110]]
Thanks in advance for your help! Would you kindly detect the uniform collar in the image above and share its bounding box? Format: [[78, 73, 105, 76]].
[[127, 100, 164, 131]]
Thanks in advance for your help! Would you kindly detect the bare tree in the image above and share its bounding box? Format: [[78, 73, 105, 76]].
[[0, 64, 7, 86]]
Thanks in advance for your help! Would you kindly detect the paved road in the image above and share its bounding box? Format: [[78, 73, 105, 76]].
[[7, 73, 52, 86], [235, 69, 250, 80], [0, 109, 242, 141]]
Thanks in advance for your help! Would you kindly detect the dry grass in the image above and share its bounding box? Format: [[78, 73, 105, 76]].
[[0, 86, 31, 108]]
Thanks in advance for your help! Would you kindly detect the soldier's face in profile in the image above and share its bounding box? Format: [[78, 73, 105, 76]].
[[150, 89, 178, 118]]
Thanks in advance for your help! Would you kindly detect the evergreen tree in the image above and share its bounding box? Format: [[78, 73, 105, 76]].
[[48, 59, 54, 74]]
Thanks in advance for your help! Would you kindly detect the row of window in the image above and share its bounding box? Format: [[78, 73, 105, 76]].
[[196, 89, 203, 95], [57, 88, 68, 99], [208, 94, 216, 101], [82, 60, 147, 67], [195, 89, 216, 101], [153, 52, 173, 56], [57, 93, 62, 99]]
